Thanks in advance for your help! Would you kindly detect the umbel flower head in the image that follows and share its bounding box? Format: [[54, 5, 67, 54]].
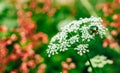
[[85, 55, 113, 72], [47, 16, 108, 57]]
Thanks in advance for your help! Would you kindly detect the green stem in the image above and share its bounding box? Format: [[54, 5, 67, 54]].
[[86, 53, 95, 73], [80, 0, 98, 16]]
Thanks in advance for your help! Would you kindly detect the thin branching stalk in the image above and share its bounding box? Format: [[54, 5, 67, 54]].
[[86, 53, 95, 73], [80, 0, 98, 16]]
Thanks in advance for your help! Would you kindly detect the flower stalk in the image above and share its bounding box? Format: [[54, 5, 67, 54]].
[[86, 53, 95, 73]]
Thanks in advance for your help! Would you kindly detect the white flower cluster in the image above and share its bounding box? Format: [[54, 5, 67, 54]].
[[80, 25, 94, 41], [47, 16, 108, 57], [85, 55, 113, 72], [75, 44, 89, 56]]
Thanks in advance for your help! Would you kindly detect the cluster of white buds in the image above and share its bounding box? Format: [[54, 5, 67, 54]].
[[47, 16, 108, 57], [85, 55, 113, 72]]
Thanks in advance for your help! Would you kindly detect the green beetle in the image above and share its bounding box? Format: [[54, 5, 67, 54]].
[[90, 25, 98, 33]]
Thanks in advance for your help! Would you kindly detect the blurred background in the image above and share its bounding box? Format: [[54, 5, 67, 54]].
[[0, 0, 120, 73]]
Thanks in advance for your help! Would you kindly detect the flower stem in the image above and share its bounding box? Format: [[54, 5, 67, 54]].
[[86, 53, 95, 73], [80, 0, 98, 16]]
